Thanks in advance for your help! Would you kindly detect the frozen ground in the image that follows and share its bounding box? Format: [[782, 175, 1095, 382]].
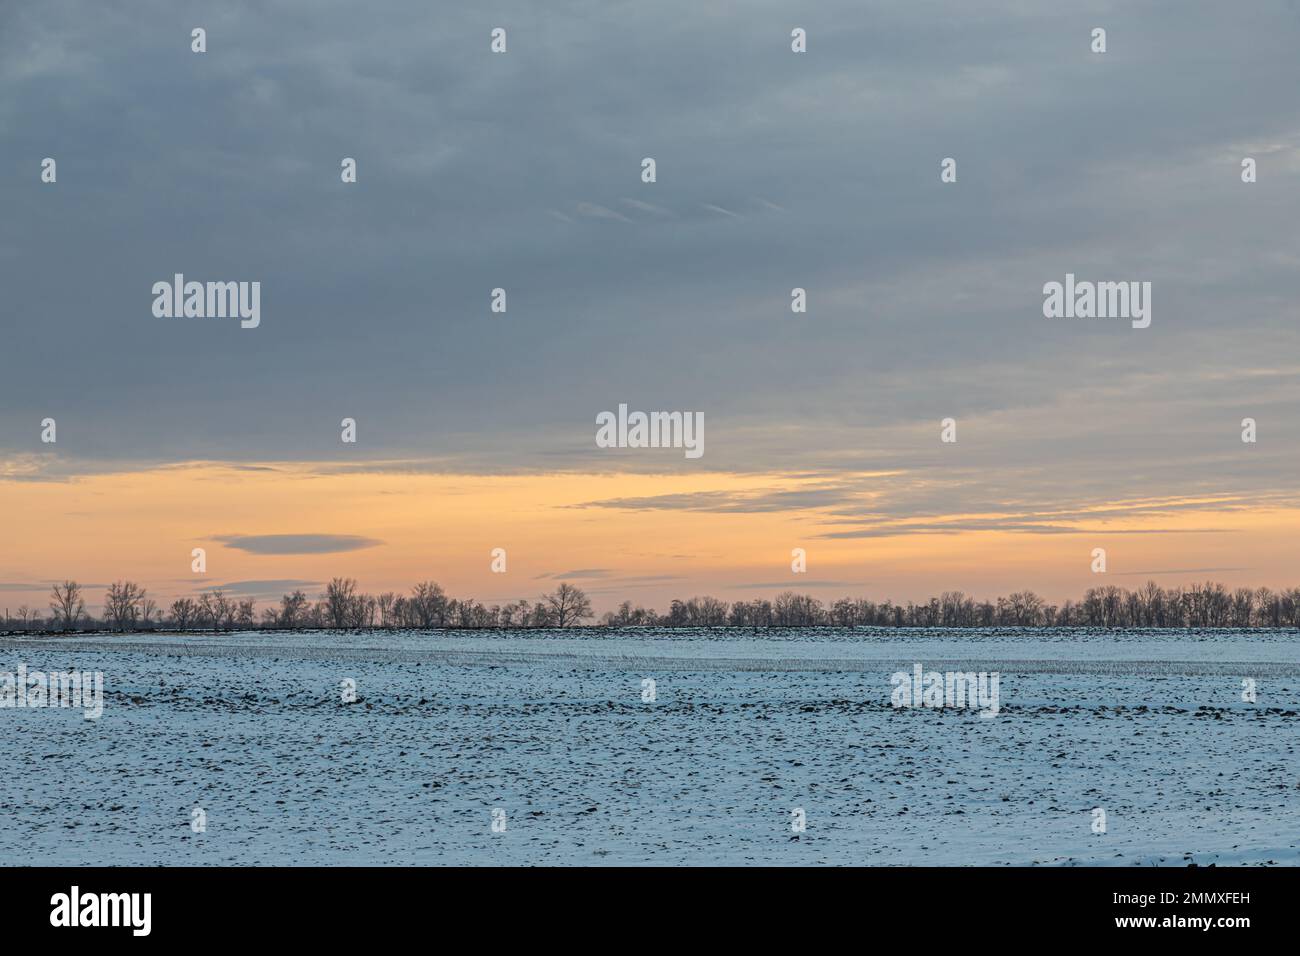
[[1, 628, 1297, 866]]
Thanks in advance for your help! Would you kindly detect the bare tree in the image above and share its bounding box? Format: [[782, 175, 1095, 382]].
[[409, 581, 448, 627], [544, 582, 592, 627], [170, 597, 197, 629], [104, 581, 146, 632], [323, 578, 357, 628], [49, 580, 85, 631], [197, 591, 232, 630], [377, 592, 396, 627], [498, 599, 529, 627], [196, 593, 215, 630], [678, 595, 728, 626], [278, 590, 309, 629], [215, 590, 237, 630], [343, 592, 373, 629], [1005, 591, 1045, 626]]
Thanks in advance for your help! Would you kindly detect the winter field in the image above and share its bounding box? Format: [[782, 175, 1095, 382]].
[[2, 627, 1298, 866]]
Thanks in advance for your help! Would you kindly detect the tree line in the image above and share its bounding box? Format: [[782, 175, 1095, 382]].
[[10, 579, 594, 632], [641, 582, 1300, 628], [7, 578, 1300, 632]]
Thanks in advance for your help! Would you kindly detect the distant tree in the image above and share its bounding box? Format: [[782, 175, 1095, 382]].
[[686, 595, 728, 626], [104, 581, 146, 631], [215, 590, 236, 630], [278, 590, 309, 629], [1256, 587, 1281, 627], [409, 581, 448, 627], [530, 600, 553, 628], [197, 591, 232, 630], [49, 580, 85, 631], [1005, 591, 1044, 626], [196, 593, 215, 630], [391, 595, 410, 627], [773, 591, 822, 626], [324, 578, 358, 629], [544, 582, 592, 627], [377, 592, 396, 627], [452, 599, 475, 628], [170, 598, 196, 629], [498, 599, 530, 627]]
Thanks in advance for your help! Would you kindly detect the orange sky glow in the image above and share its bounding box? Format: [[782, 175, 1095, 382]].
[[3, 462, 1297, 616]]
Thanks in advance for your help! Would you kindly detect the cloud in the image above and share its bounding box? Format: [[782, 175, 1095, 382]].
[[212, 534, 384, 555], [575, 201, 632, 223], [0, 581, 108, 590], [818, 524, 1236, 540], [728, 580, 864, 590], [534, 568, 612, 580], [571, 483, 868, 514], [620, 198, 673, 217], [1110, 567, 1252, 577], [3, 0, 1300, 557], [582, 574, 687, 594], [198, 579, 322, 594]]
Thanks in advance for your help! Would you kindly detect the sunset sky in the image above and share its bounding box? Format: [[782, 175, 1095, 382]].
[[4, 1, 1300, 615]]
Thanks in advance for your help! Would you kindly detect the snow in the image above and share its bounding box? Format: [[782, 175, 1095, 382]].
[[2, 628, 1297, 865]]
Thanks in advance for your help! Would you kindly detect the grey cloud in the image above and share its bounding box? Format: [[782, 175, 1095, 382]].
[[620, 198, 673, 217], [212, 534, 383, 555], [1110, 567, 1251, 577], [1, 0, 1299, 532], [534, 568, 612, 580], [727, 580, 863, 590], [198, 579, 322, 594], [572, 484, 865, 513], [583, 574, 687, 594], [819, 524, 1236, 540], [575, 202, 632, 223]]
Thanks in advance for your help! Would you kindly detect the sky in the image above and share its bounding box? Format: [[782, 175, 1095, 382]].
[[3, 1, 1300, 615]]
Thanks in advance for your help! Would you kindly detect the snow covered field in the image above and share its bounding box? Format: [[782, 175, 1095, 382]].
[[2, 628, 1297, 866]]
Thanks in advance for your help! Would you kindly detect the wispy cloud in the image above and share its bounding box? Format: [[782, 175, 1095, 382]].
[[197, 579, 322, 594], [728, 580, 863, 590], [575, 201, 632, 223], [1110, 567, 1251, 577], [620, 198, 673, 217], [534, 568, 612, 580], [212, 534, 384, 555]]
